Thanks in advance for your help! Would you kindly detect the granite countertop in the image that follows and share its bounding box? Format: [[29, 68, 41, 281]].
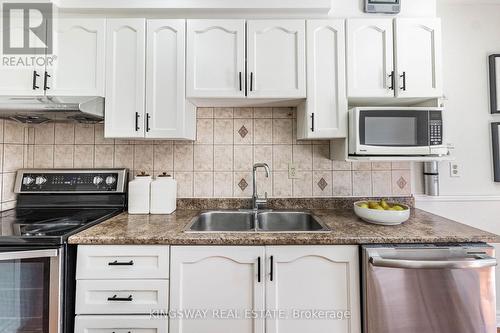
[[68, 198, 500, 245]]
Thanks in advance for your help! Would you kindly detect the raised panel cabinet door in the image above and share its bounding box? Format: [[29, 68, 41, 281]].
[[297, 19, 347, 139], [170, 246, 265, 333], [395, 18, 443, 98], [75, 315, 168, 333], [104, 19, 146, 138], [247, 20, 306, 98], [186, 20, 245, 98], [146, 20, 195, 140], [0, 11, 46, 96], [49, 18, 105, 96], [347, 19, 394, 98], [265, 246, 361, 333]]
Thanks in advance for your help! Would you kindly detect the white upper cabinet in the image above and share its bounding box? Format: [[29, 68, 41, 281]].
[[394, 18, 443, 98], [146, 20, 195, 139], [246, 20, 306, 98], [186, 20, 245, 98], [170, 246, 265, 333], [266, 246, 361, 333], [347, 19, 394, 98], [104, 19, 146, 138], [49, 18, 106, 96], [297, 19, 347, 139], [0, 11, 46, 96]]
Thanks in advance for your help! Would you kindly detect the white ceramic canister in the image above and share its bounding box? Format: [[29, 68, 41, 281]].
[[128, 172, 152, 214], [150, 172, 177, 214]]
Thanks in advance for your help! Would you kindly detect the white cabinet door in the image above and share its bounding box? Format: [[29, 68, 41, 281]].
[[395, 18, 443, 98], [347, 19, 394, 98], [170, 246, 265, 333], [297, 20, 347, 139], [50, 18, 105, 96], [266, 246, 361, 333], [186, 20, 245, 98], [146, 20, 195, 140], [247, 20, 306, 98], [0, 11, 45, 96], [104, 19, 146, 138]]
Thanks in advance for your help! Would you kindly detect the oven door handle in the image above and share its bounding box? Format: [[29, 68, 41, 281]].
[[0, 249, 59, 261], [369, 255, 497, 269]]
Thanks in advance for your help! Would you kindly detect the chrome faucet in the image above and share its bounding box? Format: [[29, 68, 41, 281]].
[[252, 163, 270, 211]]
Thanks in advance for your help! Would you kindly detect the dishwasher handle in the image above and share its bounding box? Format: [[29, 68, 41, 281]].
[[369, 255, 497, 269]]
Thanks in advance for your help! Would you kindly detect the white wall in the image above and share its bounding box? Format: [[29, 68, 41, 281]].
[[329, 0, 436, 17]]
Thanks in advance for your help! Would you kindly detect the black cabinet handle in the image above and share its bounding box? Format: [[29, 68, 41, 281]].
[[239, 72, 242, 91], [270, 255, 274, 281], [146, 113, 151, 132], [388, 71, 395, 90], [108, 260, 134, 266], [43, 71, 51, 90], [311, 113, 315, 132], [135, 112, 140, 131], [250, 72, 253, 92], [257, 257, 261, 283], [32, 71, 40, 90], [107, 295, 133, 302], [400, 72, 406, 91]]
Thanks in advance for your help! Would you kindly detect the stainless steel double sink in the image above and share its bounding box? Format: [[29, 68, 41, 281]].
[[185, 210, 329, 233]]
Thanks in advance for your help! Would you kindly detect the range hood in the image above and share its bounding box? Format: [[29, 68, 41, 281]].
[[0, 96, 104, 124]]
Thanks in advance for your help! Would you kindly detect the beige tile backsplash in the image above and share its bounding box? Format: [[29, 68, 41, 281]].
[[0, 107, 412, 211]]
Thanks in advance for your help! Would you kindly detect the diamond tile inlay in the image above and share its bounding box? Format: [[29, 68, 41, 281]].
[[238, 125, 248, 138], [238, 178, 249, 191], [397, 176, 407, 189], [317, 177, 328, 191]]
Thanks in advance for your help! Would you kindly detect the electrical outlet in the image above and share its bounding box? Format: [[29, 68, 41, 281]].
[[449, 162, 460, 177], [288, 163, 299, 179]]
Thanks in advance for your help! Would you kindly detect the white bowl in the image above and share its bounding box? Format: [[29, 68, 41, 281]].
[[353, 201, 410, 225]]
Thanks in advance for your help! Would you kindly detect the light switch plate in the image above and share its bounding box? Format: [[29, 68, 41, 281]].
[[288, 163, 299, 179]]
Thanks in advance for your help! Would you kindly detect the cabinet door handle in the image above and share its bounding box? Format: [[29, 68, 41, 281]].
[[239, 72, 242, 91], [400, 71, 407, 91], [388, 71, 395, 90], [257, 256, 261, 282], [135, 112, 140, 131], [270, 255, 274, 281], [107, 295, 133, 302], [250, 72, 254, 92], [43, 71, 51, 91], [146, 113, 151, 132], [32, 71, 40, 90], [311, 113, 315, 132], [108, 260, 134, 266]]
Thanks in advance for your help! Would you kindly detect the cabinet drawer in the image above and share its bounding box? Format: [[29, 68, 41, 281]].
[[76, 280, 169, 315], [77, 245, 169, 279], [75, 315, 168, 333]]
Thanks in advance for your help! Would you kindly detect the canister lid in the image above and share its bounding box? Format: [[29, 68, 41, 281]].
[[158, 172, 172, 177], [136, 171, 150, 177]]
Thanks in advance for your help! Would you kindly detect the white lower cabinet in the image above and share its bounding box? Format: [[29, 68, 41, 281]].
[[75, 315, 168, 333], [169, 245, 360, 333]]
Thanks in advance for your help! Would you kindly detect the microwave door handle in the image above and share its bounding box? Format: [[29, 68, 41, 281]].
[[0, 249, 59, 261], [369, 255, 497, 269]]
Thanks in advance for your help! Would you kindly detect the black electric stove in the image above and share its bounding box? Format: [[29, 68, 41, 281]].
[[0, 169, 128, 333]]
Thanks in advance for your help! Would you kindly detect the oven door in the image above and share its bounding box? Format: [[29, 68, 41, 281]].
[[354, 109, 431, 155], [0, 248, 61, 333]]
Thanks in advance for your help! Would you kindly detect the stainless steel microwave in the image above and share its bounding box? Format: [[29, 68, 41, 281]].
[[349, 107, 448, 156]]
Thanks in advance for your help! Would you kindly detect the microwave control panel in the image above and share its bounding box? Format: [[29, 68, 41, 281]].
[[429, 111, 443, 146]]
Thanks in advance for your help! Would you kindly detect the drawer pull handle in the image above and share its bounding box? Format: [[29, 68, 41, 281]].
[[108, 260, 134, 266], [107, 295, 133, 302]]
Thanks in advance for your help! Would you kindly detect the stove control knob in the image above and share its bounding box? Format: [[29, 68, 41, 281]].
[[23, 176, 35, 185], [93, 176, 104, 185], [105, 176, 116, 185], [35, 176, 47, 185]]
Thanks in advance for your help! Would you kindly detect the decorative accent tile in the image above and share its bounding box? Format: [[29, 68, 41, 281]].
[[397, 176, 407, 189], [238, 125, 248, 138], [392, 170, 411, 195], [238, 178, 248, 191], [317, 177, 328, 191]]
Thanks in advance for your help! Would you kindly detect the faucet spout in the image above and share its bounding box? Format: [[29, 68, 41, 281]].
[[252, 163, 270, 211]]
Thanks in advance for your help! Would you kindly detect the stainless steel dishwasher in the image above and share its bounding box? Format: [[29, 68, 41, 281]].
[[362, 243, 497, 333]]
